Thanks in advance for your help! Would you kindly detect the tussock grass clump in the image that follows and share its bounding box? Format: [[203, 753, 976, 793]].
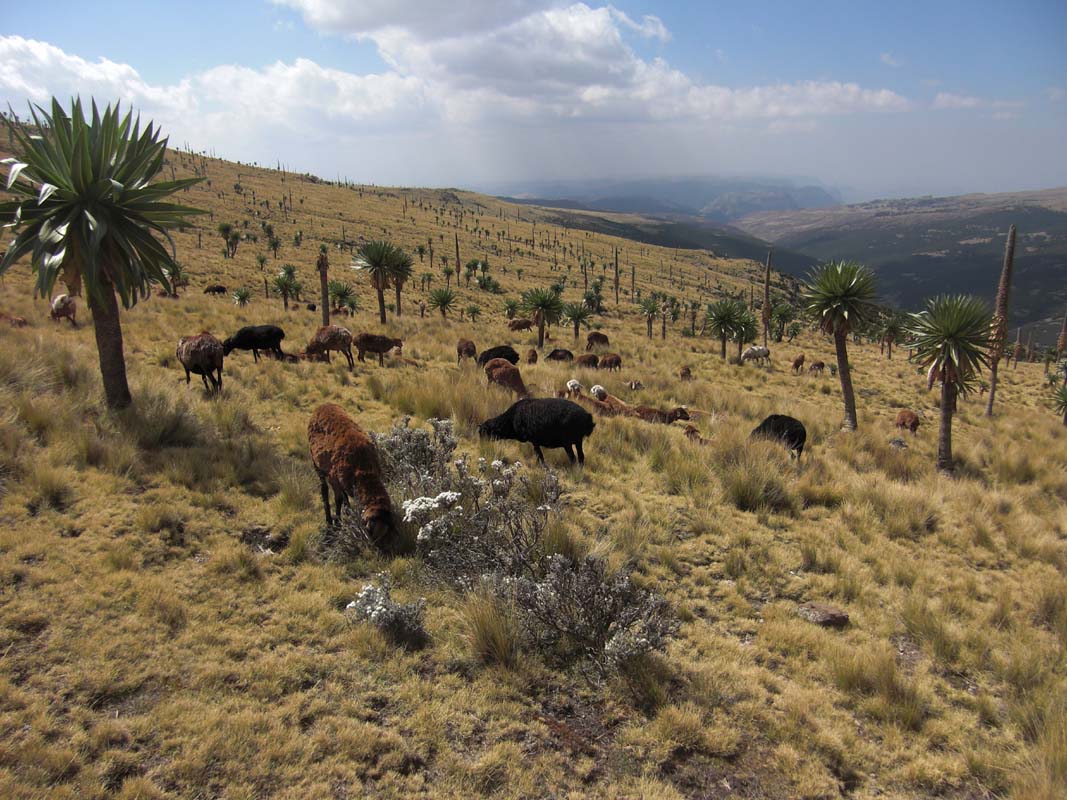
[[25, 462, 74, 514], [901, 595, 963, 668], [116, 389, 203, 450], [209, 541, 263, 581], [462, 590, 520, 668], [830, 642, 930, 731], [1032, 574, 1067, 647]]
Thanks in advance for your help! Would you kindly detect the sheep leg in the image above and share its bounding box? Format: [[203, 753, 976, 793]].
[[252, 349, 260, 363], [334, 490, 348, 522], [563, 444, 576, 464], [378, 352, 384, 367], [216, 369, 223, 393], [319, 476, 333, 527], [357, 349, 366, 363], [324, 351, 331, 364], [343, 349, 354, 370], [184, 367, 191, 385], [532, 444, 546, 465], [575, 440, 585, 465], [201, 373, 211, 393]]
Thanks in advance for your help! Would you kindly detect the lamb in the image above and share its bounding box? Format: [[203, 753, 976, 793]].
[[526, 348, 538, 365], [751, 414, 807, 460], [355, 333, 403, 366], [479, 398, 595, 466], [586, 331, 609, 350], [307, 404, 397, 547], [626, 380, 644, 391], [486, 361, 529, 397], [600, 353, 622, 372], [576, 354, 599, 369], [791, 354, 806, 374], [590, 385, 635, 416], [633, 406, 690, 425], [683, 425, 711, 446], [741, 345, 771, 365], [565, 378, 584, 398], [546, 348, 574, 362], [50, 294, 77, 326], [223, 325, 285, 362], [895, 409, 921, 434], [203, 284, 228, 295], [176, 332, 224, 394], [307, 325, 355, 369], [0, 311, 28, 328], [457, 338, 477, 364], [477, 345, 520, 367], [573, 393, 621, 417], [679, 366, 693, 381], [508, 318, 534, 332], [808, 361, 826, 375]]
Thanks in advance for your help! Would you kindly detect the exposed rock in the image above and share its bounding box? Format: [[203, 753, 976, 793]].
[[889, 438, 908, 449], [797, 601, 850, 629]]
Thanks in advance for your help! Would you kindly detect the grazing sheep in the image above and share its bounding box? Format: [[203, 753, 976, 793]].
[[808, 361, 826, 375], [223, 325, 285, 362], [50, 294, 77, 326], [176, 332, 224, 393], [633, 406, 690, 425], [590, 385, 635, 415], [829, 364, 838, 377], [576, 354, 599, 369], [600, 353, 622, 372], [791, 354, 806, 374], [565, 378, 584, 398], [355, 333, 403, 366], [508, 318, 534, 332], [573, 393, 621, 417], [526, 348, 538, 365], [586, 331, 609, 350], [457, 338, 477, 364], [547, 348, 574, 362], [479, 398, 595, 466], [626, 380, 644, 391], [486, 361, 529, 397], [0, 311, 28, 328], [203, 284, 228, 295], [477, 345, 520, 367], [751, 414, 807, 460], [306, 303, 317, 312], [307, 404, 397, 546], [741, 345, 771, 365], [307, 325, 355, 369], [684, 425, 711, 446], [679, 366, 693, 381], [895, 409, 921, 434]]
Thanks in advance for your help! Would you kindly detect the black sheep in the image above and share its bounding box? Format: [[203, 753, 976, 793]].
[[223, 324, 286, 362], [204, 284, 228, 295], [751, 414, 806, 460], [546, 348, 574, 361], [476, 345, 520, 367], [479, 398, 595, 466]]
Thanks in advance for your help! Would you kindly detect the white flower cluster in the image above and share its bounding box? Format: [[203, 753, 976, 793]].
[[345, 573, 428, 650]]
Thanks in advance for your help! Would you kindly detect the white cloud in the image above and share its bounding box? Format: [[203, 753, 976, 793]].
[[880, 52, 901, 68], [933, 92, 1024, 112], [1046, 87, 1066, 103]]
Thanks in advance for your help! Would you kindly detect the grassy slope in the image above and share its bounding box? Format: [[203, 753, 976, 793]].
[[0, 151, 1065, 800]]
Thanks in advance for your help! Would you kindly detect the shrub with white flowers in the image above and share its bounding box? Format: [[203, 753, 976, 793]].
[[346, 573, 428, 650]]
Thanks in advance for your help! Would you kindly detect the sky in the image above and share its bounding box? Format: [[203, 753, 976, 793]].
[[1, 0, 1065, 201]]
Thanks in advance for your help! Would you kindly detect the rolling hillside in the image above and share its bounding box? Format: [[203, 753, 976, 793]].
[[736, 189, 1067, 343], [1, 147, 1065, 800]]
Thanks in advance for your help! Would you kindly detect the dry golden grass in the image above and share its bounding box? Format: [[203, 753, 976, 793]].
[[0, 148, 1064, 798]]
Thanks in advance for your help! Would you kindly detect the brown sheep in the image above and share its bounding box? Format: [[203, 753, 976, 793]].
[[895, 409, 921, 434], [0, 311, 28, 328], [683, 425, 711, 445], [626, 379, 644, 390], [355, 333, 403, 366], [487, 362, 530, 397], [791, 354, 806, 373], [508, 318, 534, 332], [590, 385, 636, 416], [50, 294, 76, 326], [679, 366, 693, 381], [176, 332, 224, 393], [809, 360, 826, 375], [586, 331, 609, 350], [576, 354, 599, 369], [633, 406, 690, 425], [600, 353, 622, 371], [483, 357, 515, 375], [457, 338, 477, 364], [574, 393, 621, 416], [307, 404, 397, 546], [307, 325, 355, 369], [526, 348, 538, 365], [546, 348, 574, 362]]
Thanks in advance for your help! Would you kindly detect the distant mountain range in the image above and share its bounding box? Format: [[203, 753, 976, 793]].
[[492, 176, 841, 223], [734, 188, 1067, 344]]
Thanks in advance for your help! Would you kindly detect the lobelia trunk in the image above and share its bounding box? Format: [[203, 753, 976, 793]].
[[395, 283, 403, 317], [720, 336, 727, 359], [88, 283, 133, 410], [319, 264, 330, 327], [537, 319, 546, 349], [834, 329, 858, 430], [376, 287, 386, 324], [937, 380, 957, 473], [985, 225, 1016, 416]]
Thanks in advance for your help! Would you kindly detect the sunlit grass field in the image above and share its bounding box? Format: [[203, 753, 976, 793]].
[[0, 150, 1064, 799]]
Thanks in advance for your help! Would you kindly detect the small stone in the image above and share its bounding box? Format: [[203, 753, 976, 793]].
[[889, 438, 908, 449], [797, 601, 850, 629]]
